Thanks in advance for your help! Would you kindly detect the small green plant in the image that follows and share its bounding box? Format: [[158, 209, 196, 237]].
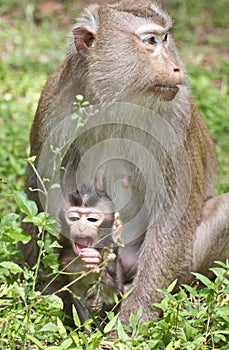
[[0, 191, 63, 349], [151, 264, 229, 349], [0, 188, 228, 349], [0, 95, 110, 348], [99, 263, 229, 350], [0, 2, 228, 348]]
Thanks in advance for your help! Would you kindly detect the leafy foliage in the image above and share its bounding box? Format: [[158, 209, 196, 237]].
[[0, 198, 228, 349], [0, 1, 228, 348]]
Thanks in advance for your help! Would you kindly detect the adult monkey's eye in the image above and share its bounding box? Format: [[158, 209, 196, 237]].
[[162, 33, 168, 41], [144, 36, 156, 46]]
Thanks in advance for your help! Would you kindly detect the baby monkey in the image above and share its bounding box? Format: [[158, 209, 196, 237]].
[[57, 185, 123, 327]]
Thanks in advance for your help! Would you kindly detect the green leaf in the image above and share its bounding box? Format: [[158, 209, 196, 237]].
[[121, 286, 135, 299], [39, 322, 59, 333], [14, 191, 38, 217], [209, 266, 228, 278], [212, 261, 228, 268], [27, 334, 44, 349], [130, 312, 138, 332], [26, 156, 36, 164], [72, 305, 81, 328], [113, 294, 119, 304], [46, 294, 63, 309], [50, 240, 62, 249], [37, 240, 44, 248], [104, 314, 118, 333], [71, 333, 81, 347], [167, 279, 177, 293], [56, 317, 67, 337], [0, 261, 23, 274], [0, 267, 10, 276], [166, 340, 181, 349], [59, 338, 73, 349], [182, 284, 198, 296], [42, 252, 59, 270], [0, 284, 14, 298], [192, 273, 214, 288], [10, 229, 31, 244], [117, 319, 129, 341], [0, 213, 31, 243], [44, 221, 57, 236], [0, 213, 19, 226], [50, 183, 60, 189], [13, 282, 27, 303]]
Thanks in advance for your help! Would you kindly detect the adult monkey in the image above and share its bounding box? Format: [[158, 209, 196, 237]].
[[22, 0, 229, 323]]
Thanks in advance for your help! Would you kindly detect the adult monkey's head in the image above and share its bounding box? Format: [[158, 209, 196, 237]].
[[72, 0, 185, 105]]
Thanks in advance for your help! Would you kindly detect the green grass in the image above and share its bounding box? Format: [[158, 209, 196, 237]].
[[0, 1, 228, 348], [0, 13, 66, 213]]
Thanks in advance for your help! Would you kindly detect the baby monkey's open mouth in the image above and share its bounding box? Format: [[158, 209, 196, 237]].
[[73, 238, 93, 255]]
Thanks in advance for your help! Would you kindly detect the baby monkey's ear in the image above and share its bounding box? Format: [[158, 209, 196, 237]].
[[112, 212, 123, 243]]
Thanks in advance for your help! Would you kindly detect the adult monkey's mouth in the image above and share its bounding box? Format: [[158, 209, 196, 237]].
[[153, 84, 179, 101], [154, 85, 179, 93]]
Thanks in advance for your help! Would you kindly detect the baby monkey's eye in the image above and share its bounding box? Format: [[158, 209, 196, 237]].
[[87, 216, 100, 223], [68, 214, 80, 222], [87, 218, 98, 222]]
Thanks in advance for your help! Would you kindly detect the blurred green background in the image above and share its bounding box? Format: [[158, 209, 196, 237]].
[[0, 0, 228, 216]]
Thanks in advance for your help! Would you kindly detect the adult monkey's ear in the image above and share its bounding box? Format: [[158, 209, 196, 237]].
[[73, 26, 97, 57]]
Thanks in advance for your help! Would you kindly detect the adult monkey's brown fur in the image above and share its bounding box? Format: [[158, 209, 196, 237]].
[[22, 0, 229, 323]]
